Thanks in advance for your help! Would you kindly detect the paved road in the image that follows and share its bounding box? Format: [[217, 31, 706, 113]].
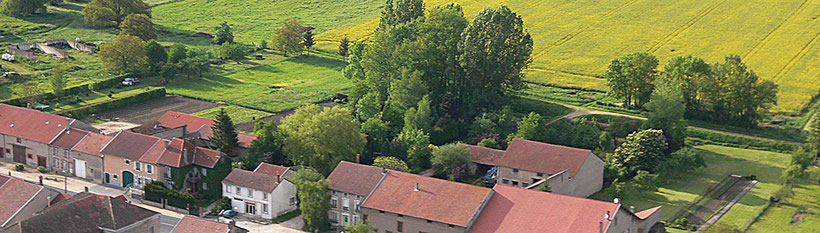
[[160, 215, 181, 233]]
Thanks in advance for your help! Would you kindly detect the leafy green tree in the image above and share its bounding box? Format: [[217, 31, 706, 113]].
[[290, 168, 329, 232], [645, 79, 686, 151], [274, 18, 304, 57], [808, 112, 820, 157], [402, 95, 432, 133], [605, 178, 625, 198], [83, 0, 150, 27], [542, 119, 603, 150], [656, 147, 705, 180], [478, 138, 500, 150], [302, 30, 315, 55], [397, 127, 431, 172], [604, 52, 658, 108], [214, 21, 234, 45], [1, 0, 46, 16], [281, 105, 366, 175], [339, 36, 350, 57], [372, 156, 409, 172], [459, 6, 532, 113], [387, 69, 428, 110], [539, 180, 551, 192], [346, 222, 377, 233], [245, 121, 285, 168], [355, 92, 383, 122], [598, 131, 614, 152], [781, 165, 804, 184], [361, 118, 392, 162], [790, 146, 813, 170], [144, 39, 167, 72], [167, 43, 187, 64], [210, 108, 239, 155], [432, 143, 472, 180], [511, 112, 544, 141], [179, 49, 210, 78], [706, 55, 778, 126], [220, 43, 247, 63], [608, 129, 668, 178], [99, 33, 147, 73], [119, 13, 155, 41], [633, 170, 660, 192], [48, 64, 67, 97], [378, 0, 424, 30], [663, 55, 711, 111]]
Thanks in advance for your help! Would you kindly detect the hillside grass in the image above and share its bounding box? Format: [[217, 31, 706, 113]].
[[192, 105, 272, 124], [746, 169, 819, 232]]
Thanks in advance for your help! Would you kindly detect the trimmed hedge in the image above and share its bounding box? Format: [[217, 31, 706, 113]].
[[59, 88, 166, 119], [1, 73, 131, 107], [91, 73, 130, 90], [144, 181, 195, 209], [686, 128, 799, 153]]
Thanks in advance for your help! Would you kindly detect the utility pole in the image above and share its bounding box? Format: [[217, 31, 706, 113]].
[[63, 169, 67, 193]]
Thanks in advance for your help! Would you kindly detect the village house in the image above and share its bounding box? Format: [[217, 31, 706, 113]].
[[0, 104, 96, 169], [221, 163, 298, 219], [0, 174, 62, 230], [170, 216, 248, 233], [326, 161, 387, 228], [468, 185, 664, 233], [1, 192, 161, 233], [100, 131, 230, 199], [137, 111, 259, 157], [48, 128, 112, 183], [485, 138, 604, 197]]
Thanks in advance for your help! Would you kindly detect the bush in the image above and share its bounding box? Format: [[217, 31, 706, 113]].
[[59, 88, 166, 119], [14, 164, 24, 171], [91, 73, 130, 90], [37, 166, 46, 173], [687, 129, 798, 152]]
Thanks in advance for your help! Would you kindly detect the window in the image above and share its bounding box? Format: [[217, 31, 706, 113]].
[[537, 172, 544, 177], [512, 181, 519, 186], [355, 200, 360, 212], [4, 148, 9, 154], [397, 221, 403, 233], [331, 197, 338, 208], [353, 215, 360, 224], [146, 164, 154, 174], [125, 159, 130, 165], [523, 182, 529, 187], [263, 204, 269, 214], [16, 138, 21, 143], [363, 214, 368, 222], [330, 212, 339, 223], [201, 168, 207, 176], [63, 149, 69, 158], [27, 153, 32, 159], [52, 148, 58, 156], [236, 186, 241, 194], [246, 203, 256, 215], [342, 198, 350, 211], [379, 210, 385, 214], [225, 185, 231, 193], [137, 176, 143, 185], [165, 168, 172, 177], [502, 179, 509, 184], [135, 162, 142, 171], [289, 197, 297, 206], [247, 189, 253, 198], [149, 226, 154, 233], [449, 224, 455, 228], [263, 193, 268, 201], [202, 182, 208, 190], [513, 168, 519, 173], [427, 220, 432, 223], [113, 174, 119, 179], [342, 214, 350, 226]]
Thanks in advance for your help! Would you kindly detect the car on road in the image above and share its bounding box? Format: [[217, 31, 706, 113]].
[[220, 209, 238, 218], [122, 77, 140, 86]]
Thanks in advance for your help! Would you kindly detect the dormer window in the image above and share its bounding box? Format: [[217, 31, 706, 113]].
[[513, 168, 519, 173], [125, 159, 130, 165]]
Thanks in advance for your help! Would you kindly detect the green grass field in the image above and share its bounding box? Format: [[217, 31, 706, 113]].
[[590, 145, 819, 232], [192, 105, 272, 124], [747, 169, 819, 232]]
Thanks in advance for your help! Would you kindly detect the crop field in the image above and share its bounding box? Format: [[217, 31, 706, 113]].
[[316, 0, 820, 114]]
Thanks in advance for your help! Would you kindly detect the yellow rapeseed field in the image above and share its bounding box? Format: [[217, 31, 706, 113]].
[[317, 0, 820, 114]]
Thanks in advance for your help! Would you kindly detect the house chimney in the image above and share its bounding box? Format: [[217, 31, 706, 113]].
[[599, 220, 603, 233], [414, 183, 419, 192], [65, 118, 71, 130], [630, 206, 635, 213], [26, 103, 31, 109], [605, 211, 611, 221], [276, 174, 281, 183], [164, 140, 170, 148], [613, 198, 619, 204], [381, 167, 387, 175], [228, 220, 236, 231], [356, 154, 360, 163]]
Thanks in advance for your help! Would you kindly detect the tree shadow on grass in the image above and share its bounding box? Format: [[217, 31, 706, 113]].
[[284, 54, 347, 70]]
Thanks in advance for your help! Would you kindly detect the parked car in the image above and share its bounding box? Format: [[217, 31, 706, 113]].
[[33, 104, 51, 111], [1, 53, 14, 62], [121, 77, 139, 86], [220, 209, 238, 218]]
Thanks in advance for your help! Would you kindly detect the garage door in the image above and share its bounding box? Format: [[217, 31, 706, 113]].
[[75, 160, 86, 178]]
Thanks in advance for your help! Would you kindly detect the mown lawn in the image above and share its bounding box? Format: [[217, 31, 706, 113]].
[[747, 170, 820, 232], [192, 105, 272, 124], [590, 145, 795, 230]]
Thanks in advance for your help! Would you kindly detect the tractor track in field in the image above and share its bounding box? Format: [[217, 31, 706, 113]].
[[772, 31, 820, 82], [742, 0, 812, 61], [531, 0, 641, 60], [528, 67, 603, 80], [646, 0, 728, 53]]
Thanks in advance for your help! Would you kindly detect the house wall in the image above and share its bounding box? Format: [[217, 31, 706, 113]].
[[328, 190, 366, 227], [361, 207, 465, 233], [0, 134, 50, 167], [109, 214, 161, 233], [497, 167, 545, 188], [605, 208, 640, 233], [573, 153, 604, 197], [222, 183, 275, 219], [1, 187, 59, 229], [103, 155, 161, 188], [543, 170, 574, 196], [149, 127, 185, 140], [270, 180, 298, 218], [48, 146, 104, 182]]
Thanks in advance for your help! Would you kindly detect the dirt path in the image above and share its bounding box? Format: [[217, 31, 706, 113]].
[[548, 101, 802, 145], [699, 180, 758, 231]]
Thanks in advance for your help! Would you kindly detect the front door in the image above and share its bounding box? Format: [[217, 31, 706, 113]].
[[12, 145, 25, 163], [37, 156, 47, 167], [75, 160, 86, 178], [122, 171, 134, 187], [246, 202, 256, 215], [105, 173, 110, 183]]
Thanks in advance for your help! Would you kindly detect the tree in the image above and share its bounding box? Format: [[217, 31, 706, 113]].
[[339, 36, 350, 57], [144, 40, 167, 72], [17, 83, 44, 105], [539, 180, 551, 192], [478, 138, 501, 149], [48, 64, 67, 97], [633, 170, 660, 192], [781, 164, 805, 183], [99, 33, 147, 73], [290, 168, 329, 232], [355, 92, 383, 122], [245, 121, 285, 169], [281, 105, 366, 175], [663, 55, 711, 111], [402, 95, 432, 133], [645, 79, 686, 152], [119, 13, 155, 41], [1, 0, 46, 16], [598, 131, 614, 152], [220, 43, 247, 63], [459, 6, 533, 112], [214, 21, 234, 45], [510, 112, 545, 141], [210, 108, 239, 155], [302, 30, 315, 55], [808, 112, 820, 157], [179, 50, 210, 78], [378, 0, 424, 30], [431, 143, 471, 181], [707, 55, 778, 126], [273, 18, 304, 57], [397, 127, 432, 172], [346, 222, 377, 233], [372, 156, 409, 172], [604, 52, 658, 108], [167, 43, 187, 64], [605, 178, 625, 198], [608, 129, 668, 178], [83, 0, 150, 27]]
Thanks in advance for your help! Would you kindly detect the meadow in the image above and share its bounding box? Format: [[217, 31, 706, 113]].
[[192, 104, 272, 124]]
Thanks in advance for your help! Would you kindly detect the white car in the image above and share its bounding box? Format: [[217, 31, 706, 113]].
[[121, 77, 140, 86], [1, 54, 15, 62]]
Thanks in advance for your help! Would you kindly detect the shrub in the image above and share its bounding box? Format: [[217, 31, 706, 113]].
[[687, 128, 798, 152], [14, 164, 25, 171], [37, 166, 46, 173], [60, 88, 166, 119]]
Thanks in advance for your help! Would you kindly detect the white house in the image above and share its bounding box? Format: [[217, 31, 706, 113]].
[[221, 163, 298, 219]]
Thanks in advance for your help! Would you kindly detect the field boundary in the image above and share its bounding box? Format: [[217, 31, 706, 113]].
[[772, 31, 820, 82], [646, 0, 728, 53]]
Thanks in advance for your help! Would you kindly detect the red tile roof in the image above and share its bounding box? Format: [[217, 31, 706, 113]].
[[0, 104, 76, 144], [171, 216, 230, 233], [0, 175, 43, 227], [362, 171, 492, 227], [496, 138, 592, 176], [72, 133, 113, 157], [197, 126, 257, 148], [49, 193, 72, 206], [635, 206, 662, 220], [326, 161, 386, 196], [100, 131, 161, 160], [222, 169, 284, 193], [101, 131, 221, 168], [51, 129, 89, 149], [470, 185, 619, 233], [464, 144, 505, 166], [158, 111, 214, 133], [254, 163, 289, 177]]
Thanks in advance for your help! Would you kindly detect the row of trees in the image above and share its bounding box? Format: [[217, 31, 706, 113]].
[[0, 0, 46, 16], [605, 53, 778, 127]]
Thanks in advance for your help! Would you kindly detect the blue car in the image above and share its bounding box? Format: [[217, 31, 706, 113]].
[[220, 209, 238, 218]]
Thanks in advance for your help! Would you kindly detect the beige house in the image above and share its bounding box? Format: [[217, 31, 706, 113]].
[[489, 138, 604, 197], [48, 129, 111, 183], [326, 161, 387, 228], [0, 104, 95, 169]]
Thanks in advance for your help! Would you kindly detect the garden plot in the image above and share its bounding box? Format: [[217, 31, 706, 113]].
[[94, 96, 219, 125]]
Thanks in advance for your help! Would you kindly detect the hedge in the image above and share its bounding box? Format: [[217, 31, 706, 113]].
[[1, 73, 131, 107], [144, 181, 195, 209], [59, 88, 166, 119], [91, 73, 131, 90], [686, 128, 800, 153]]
